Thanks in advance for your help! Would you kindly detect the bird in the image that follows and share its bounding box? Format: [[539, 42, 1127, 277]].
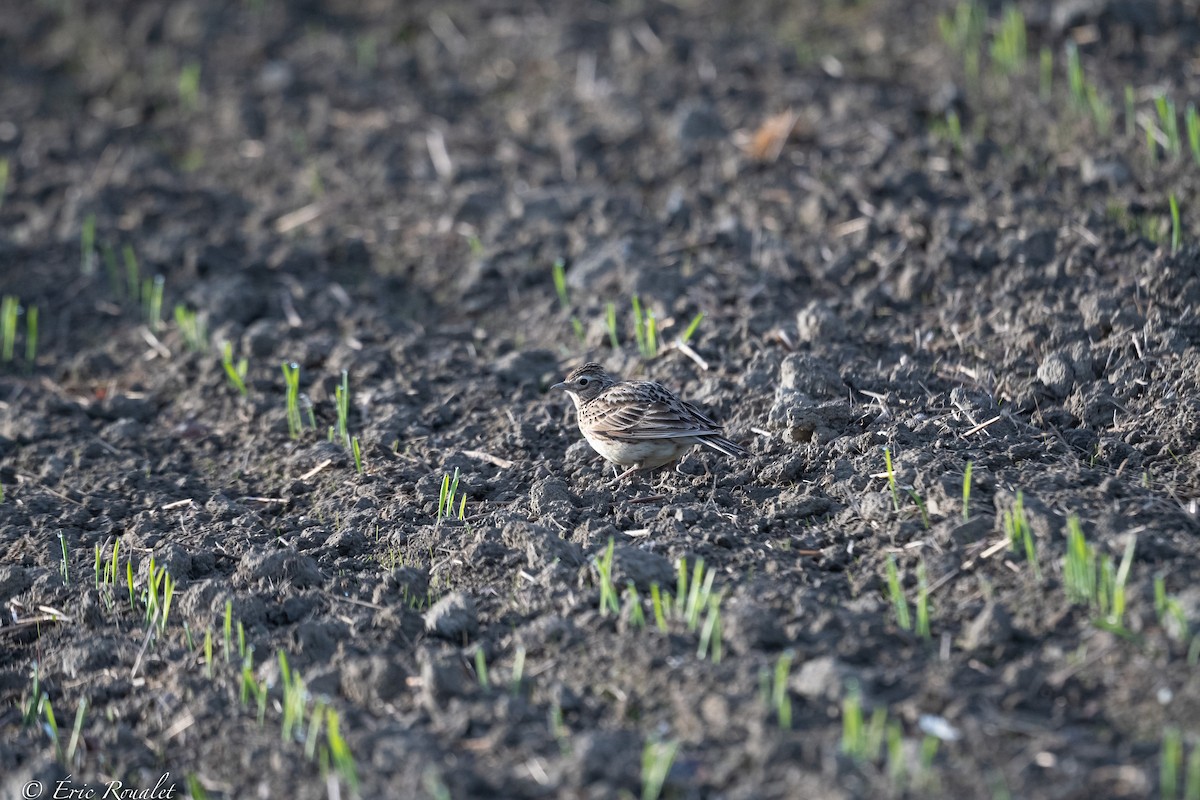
[[551, 362, 748, 483]]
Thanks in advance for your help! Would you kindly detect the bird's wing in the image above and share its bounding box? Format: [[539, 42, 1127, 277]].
[[588, 382, 721, 442]]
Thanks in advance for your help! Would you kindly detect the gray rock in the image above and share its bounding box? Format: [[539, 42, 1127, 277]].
[[1037, 352, 1075, 398]]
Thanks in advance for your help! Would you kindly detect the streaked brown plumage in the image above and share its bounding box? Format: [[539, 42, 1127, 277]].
[[552, 363, 748, 482]]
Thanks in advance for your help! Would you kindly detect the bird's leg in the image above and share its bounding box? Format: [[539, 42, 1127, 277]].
[[608, 463, 643, 486]]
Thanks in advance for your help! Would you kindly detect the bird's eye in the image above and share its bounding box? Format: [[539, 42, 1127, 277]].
[[577, 377, 590, 386]]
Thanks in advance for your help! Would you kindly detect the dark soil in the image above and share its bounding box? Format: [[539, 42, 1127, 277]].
[[2, 0, 1200, 798]]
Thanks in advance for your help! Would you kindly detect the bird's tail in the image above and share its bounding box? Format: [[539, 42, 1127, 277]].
[[699, 434, 750, 459]]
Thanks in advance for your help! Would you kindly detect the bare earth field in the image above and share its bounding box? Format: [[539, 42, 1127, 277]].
[[2, 1, 1200, 798]]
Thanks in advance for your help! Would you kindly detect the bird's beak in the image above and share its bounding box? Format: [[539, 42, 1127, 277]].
[[550, 382, 567, 391]]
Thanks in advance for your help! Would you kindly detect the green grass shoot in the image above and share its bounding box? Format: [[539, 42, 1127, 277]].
[[0, 157, 8, 209], [1170, 193, 1181, 255], [474, 649, 489, 688], [282, 361, 303, 438], [173, 305, 207, 352], [885, 555, 912, 630], [1065, 42, 1085, 107], [884, 447, 901, 511], [325, 709, 359, 794], [178, 61, 201, 110], [223, 599, 233, 662], [916, 560, 931, 639], [552, 258, 570, 310], [81, 213, 96, 275], [143, 275, 164, 332], [641, 739, 679, 800], [437, 467, 466, 525], [0, 295, 17, 362], [222, 342, 248, 396], [624, 583, 646, 629], [1187, 102, 1200, 164], [1156, 94, 1181, 159], [1003, 492, 1039, 577], [989, 4, 1026, 76], [1064, 516, 1137, 631], [594, 538, 618, 615], [773, 650, 793, 729], [58, 533, 69, 586], [680, 312, 704, 344], [335, 369, 350, 447], [962, 461, 973, 521], [352, 436, 363, 474], [605, 302, 619, 349], [631, 294, 658, 358]]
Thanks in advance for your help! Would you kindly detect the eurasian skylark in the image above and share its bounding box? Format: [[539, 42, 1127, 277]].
[[552, 362, 748, 483]]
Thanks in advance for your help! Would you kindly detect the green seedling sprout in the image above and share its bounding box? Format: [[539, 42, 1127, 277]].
[[238, 620, 247, 660], [1003, 491, 1041, 579], [1170, 193, 1182, 255], [884, 447, 901, 511], [1163, 727, 1183, 800], [773, 650, 793, 729], [326, 709, 359, 794], [93, 544, 102, 589], [81, 214, 96, 275], [885, 555, 912, 630], [624, 583, 646, 629], [474, 649, 489, 688], [962, 461, 973, 521], [178, 62, 201, 111], [66, 699, 87, 763], [680, 312, 704, 344], [1087, 85, 1113, 136], [223, 599, 233, 662], [631, 294, 658, 358], [58, 533, 69, 586], [650, 583, 667, 631], [143, 275, 164, 332], [552, 258, 570, 310], [841, 684, 865, 758], [1039, 46, 1053, 100], [1156, 94, 1181, 159], [641, 739, 679, 800], [222, 342, 248, 396], [437, 467, 466, 525], [352, 436, 363, 474], [204, 629, 213, 678], [173, 305, 207, 352], [989, 4, 1026, 76], [605, 302, 619, 349], [334, 369, 350, 446], [1065, 42, 1084, 106], [126, 561, 135, 610], [282, 361, 303, 439], [0, 295, 17, 362], [594, 538, 619, 615], [1187, 102, 1200, 164], [1147, 122, 1160, 167], [916, 560, 931, 639], [0, 157, 8, 209], [43, 695, 61, 760]]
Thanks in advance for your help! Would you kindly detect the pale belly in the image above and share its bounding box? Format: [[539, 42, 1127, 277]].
[[581, 431, 693, 469]]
